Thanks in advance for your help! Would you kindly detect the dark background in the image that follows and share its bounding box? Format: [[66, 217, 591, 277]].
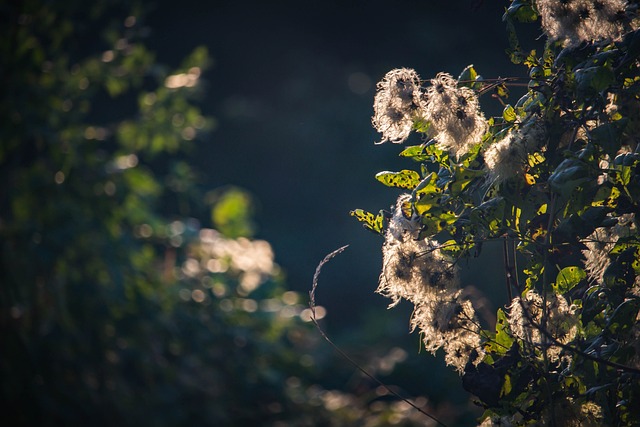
[[147, 0, 539, 332]]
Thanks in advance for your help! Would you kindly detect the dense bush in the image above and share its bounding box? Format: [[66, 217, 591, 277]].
[[352, 0, 640, 425]]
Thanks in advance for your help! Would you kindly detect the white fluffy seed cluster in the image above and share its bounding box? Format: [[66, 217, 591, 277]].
[[424, 73, 488, 158], [372, 68, 423, 144], [484, 120, 546, 184], [508, 290, 578, 363], [581, 213, 636, 284], [536, 0, 630, 46], [372, 69, 487, 158], [377, 194, 483, 373]]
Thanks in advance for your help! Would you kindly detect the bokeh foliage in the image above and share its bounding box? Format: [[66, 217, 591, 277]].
[[0, 1, 478, 426]]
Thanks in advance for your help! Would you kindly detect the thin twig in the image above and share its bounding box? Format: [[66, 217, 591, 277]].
[[511, 240, 521, 291], [503, 237, 514, 302], [309, 245, 448, 427]]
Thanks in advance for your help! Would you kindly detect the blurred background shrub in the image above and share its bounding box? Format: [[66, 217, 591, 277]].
[[0, 0, 491, 425]]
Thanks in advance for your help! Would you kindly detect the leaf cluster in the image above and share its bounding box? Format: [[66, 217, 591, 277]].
[[354, 1, 640, 424]]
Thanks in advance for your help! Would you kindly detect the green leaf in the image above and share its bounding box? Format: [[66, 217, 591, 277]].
[[590, 120, 629, 156], [420, 211, 457, 236], [412, 118, 432, 134], [458, 64, 477, 83], [458, 64, 482, 90], [592, 185, 620, 208], [495, 308, 514, 352], [611, 154, 639, 185], [501, 374, 513, 397], [349, 209, 385, 235], [412, 172, 439, 199], [469, 197, 506, 236], [413, 174, 445, 216], [503, 105, 517, 122], [554, 266, 586, 293], [450, 166, 484, 194], [375, 170, 421, 189], [575, 66, 615, 95], [399, 145, 430, 162], [607, 299, 640, 334], [503, 15, 525, 64], [505, 0, 539, 23], [548, 158, 590, 196], [553, 206, 613, 242]]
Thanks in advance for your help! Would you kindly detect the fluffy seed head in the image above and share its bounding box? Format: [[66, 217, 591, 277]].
[[377, 194, 483, 373], [508, 290, 578, 362], [372, 68, 423, 144], [536, 0, 630, 46], [484, 120, 545, 184], [424, 73, 487, 158], [582, 214, 636, 284]]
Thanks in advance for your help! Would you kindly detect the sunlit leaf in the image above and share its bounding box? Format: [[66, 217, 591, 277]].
[[524, 173, 536, 185], [375, 170, 421, 189], [503, 105, 517, 122], [349, 209, 385, 235], [505, 0, 539, 23], [554, 266, 586, 293], [399, 145, 430, 162], [501, 374, 513, 397], [450, 166, 484, 194], [495, 308, 514, 353], [413, 174, 446, 216], [495, 83, 509, 99], [420, 211, 457, 236], [458, 64, 483, 90], [527, 152, 545, 167], [412, 117, 432, 134], [412, 172, 439, 199]]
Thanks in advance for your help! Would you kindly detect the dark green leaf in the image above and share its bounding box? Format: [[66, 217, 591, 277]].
[[575, 66, 615, 95], [548, 158, 590, 196], [607, 299, 640, 334]]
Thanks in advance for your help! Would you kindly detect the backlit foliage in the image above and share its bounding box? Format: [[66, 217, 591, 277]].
[[1, 2, 443, 426], [352, 0, 640, 424]]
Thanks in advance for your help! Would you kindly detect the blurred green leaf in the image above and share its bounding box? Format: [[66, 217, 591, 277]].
[[211, 187, 256, 238]]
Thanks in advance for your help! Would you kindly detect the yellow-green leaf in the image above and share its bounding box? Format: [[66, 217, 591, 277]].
[[503, 105, 516, 122], [375, 170, 421, 189], [554, 266, 586, 293], [349, 209, 385, 235], [420, 211, 457, 236], [450, 166, 484, 194]]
